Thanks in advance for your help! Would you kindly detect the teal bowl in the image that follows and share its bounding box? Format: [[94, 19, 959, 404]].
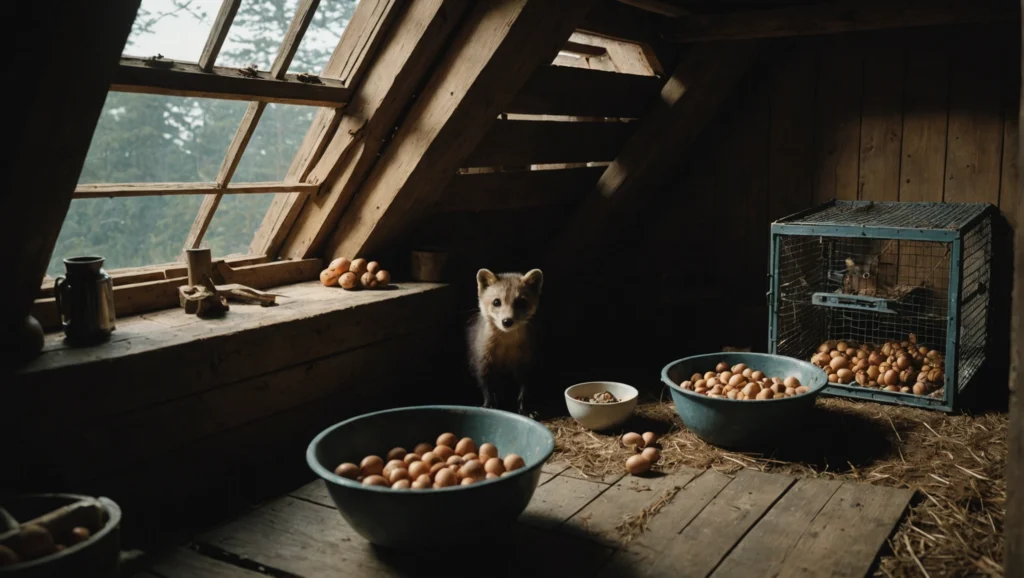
[[306, 405, 554, 551], [661, 353, 828, 449]]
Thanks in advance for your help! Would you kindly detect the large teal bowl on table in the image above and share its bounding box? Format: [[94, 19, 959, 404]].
[[661, 353, 828, 449], [307, 405, 554, 551]]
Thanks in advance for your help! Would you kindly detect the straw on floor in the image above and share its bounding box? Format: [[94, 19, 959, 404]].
[[544, 398, 1007, 577]]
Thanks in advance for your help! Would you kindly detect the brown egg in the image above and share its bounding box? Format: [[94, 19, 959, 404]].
[[7, 525, 53, 560], [694, 379, 707, 390], [795, 386, 809, 394], [504, 454, 526, 472], [912, 382, 927, 395], [836, 341, 849, 351], [855, 350, 868, 360], [845, 348, 856, 358], [868, 353, 883, 366], [622, 432, 644, 448], [360, 271, 377, 289], [362, 475, 389, 487], [770, 383, 783, 394], [785, 387, 797, 396], [756, 389, 773, 400], [641, 447, 660, 464], [783, 376, 801, 389], [486, 472, 499, 480], [715, 362, 730, 372], [690, 373, 703, 382], [728, 374, 747, 388], [484, 457, 506, 475], [349, 258, 368, 276], [432, 445, 454, 461], [731, 363, 748, 374], [900, 386, 911, 393], [479, 443, 498, 461], [626, 454, 651, 475], [884, 370, 899, 386], [320, 268, 341, 287], [742, 383, 761, 397], [408, 461, 429, 479], [436, 432, 458, 448], [0, 544, 20, 566], [867, 366, 881, 381], [403, 453, 421, 465], [928, 369, 944, 383], [434, 468, 457, 488], [421, 451, 441, 467], [828, 373, 839, 383], [339, 272, 358, 290], [367, 261, 381, 275], [459, 460, 485, 481], [460, 477, 476, 486], [375, 270, 391, 287], [829, 357, 849, 371], [414, 442, 434, 455], [694, 387, 709, 395], [360, 456, 384, 476], [726, 390, 739, 399], [411, 478, 431, 490], [830, 350, 842, 358], [642, 432, 658, 446], [446, 454, 465, 466], [415, 474, 432, 485], [818, 343, 831, 353], [455, 437, 477, 456], [719, 370, 734, 383], [328, 257, 351, 272], [706, 377, 719, 388], [855, 372, 868, 386], [392, 479, 412, 490], [896, 355, 910, 370], [836, 368, 854, 383], [334, 463, 360, 479], [386, 447, 407, 461], [854, 359, 870, 371], [429, 462, 446, 478], [382, 459, 405, 479], [750, 370, 765, 381], [885, 385, 900, 392], [681, 381, 693, 390], [388, 468, 410, 484], [704, 371, 717, 380], [742, 368, 753, 379]]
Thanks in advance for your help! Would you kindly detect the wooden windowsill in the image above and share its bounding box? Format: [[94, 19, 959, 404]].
[[21, 280, 449, 377]]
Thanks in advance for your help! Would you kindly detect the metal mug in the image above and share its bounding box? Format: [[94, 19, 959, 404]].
[[54, 256, 116, 346]]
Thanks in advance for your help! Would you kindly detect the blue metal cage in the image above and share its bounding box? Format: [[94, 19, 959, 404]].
[[768, 200, 995, 412]]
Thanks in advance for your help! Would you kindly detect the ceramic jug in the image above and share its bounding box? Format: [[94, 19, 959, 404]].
[[54, 256, 116, 345]]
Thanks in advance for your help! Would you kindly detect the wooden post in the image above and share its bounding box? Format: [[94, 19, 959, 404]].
[[1006, 2, 1024, 573], [185, 249, 214, 287], [1, 0, 142, 363]]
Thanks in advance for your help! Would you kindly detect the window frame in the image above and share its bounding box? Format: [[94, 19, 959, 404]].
[[49, 0, 401, 292]]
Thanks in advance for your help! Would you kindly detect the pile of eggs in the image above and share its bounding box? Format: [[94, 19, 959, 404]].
[[334, 433, 526, 489], [0, 524, 95, 567], [677, 362, 810, 400], [809, 334, 945, 398], [621, 431, 660, 475], [320, 257, 392, 290]]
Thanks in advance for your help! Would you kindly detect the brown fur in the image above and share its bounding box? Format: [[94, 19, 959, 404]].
[[468, 268, 543, 414]]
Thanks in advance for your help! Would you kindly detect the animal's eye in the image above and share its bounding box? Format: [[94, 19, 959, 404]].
[[492, 299, 501, 307]]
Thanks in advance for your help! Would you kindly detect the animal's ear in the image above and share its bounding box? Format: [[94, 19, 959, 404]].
[[522, 269, 543, 293], [477, 269, 498, 293]]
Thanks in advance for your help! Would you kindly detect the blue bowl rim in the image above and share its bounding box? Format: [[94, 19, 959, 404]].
[[660, 352, 828, 404], [563, 381, 639, 406], [306, 404, 555, 494]]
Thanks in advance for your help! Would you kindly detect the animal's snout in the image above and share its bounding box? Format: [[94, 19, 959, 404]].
[[502, 318, 514, 328]]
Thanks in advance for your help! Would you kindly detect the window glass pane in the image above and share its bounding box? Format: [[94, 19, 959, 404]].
[[203, 194, 276, 257], [48, 197, 202, 276], [124, 0, 218, 62], [288, 0, 360, 75], [232, 104, 317, 181], [79, 93, 248, 184], [216, 0, 295, 69]]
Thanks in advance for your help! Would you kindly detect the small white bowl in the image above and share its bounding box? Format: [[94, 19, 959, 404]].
[[564, 382, 639, 431]]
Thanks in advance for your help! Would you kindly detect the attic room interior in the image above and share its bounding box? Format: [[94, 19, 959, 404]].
[[1, 0, 1022, 576]]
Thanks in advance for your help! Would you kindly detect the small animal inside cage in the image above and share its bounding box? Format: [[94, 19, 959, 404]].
[[769, 201, 995, 412]]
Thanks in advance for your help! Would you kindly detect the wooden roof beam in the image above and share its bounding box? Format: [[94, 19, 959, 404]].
[[543, 40, 757, 275], [618, 0, 689, 18], [321, 0, 598, 261], [112, 57, 351, 107], [662, 0, 1018, 43]]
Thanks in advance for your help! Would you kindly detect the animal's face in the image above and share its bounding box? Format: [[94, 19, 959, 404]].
[[477, 269, 543, 332]]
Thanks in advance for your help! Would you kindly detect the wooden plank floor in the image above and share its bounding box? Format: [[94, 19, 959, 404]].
[[136, 467, 913, 578]]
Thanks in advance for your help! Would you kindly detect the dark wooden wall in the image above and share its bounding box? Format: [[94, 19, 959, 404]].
[[546, 22, 1020, 393]]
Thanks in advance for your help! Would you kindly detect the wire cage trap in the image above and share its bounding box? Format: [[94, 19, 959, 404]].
[[768, 200, 995, 411]]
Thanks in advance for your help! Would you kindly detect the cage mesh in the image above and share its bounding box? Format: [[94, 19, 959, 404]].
[[779, 201, 990, 230], [957, 219, 991, 391]]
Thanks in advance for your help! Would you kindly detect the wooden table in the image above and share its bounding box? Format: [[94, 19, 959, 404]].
[[135, 463, 913, 578]]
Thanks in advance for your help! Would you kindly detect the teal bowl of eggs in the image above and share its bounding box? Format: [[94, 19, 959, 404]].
[[661, 352, 828, 449], [306, 405, 554, 551]]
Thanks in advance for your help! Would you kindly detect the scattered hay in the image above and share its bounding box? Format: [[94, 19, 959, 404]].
[[615, 485, 682, 546], [544, 398, 1008, 577]]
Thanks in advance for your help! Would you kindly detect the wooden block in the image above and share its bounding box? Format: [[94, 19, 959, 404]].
[[464, 119, 635, 167], [647, 469, 795, 577], [519, 475, 609, 530], [151, 547, 265, 578], [597, 469, 734, 577], [774, 482, 914, 578], [711, 477, 843, 577], [562, 469, 699, 547]]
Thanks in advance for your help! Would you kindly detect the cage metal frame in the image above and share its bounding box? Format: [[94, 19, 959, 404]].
[[767, 200, 996, 412]]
